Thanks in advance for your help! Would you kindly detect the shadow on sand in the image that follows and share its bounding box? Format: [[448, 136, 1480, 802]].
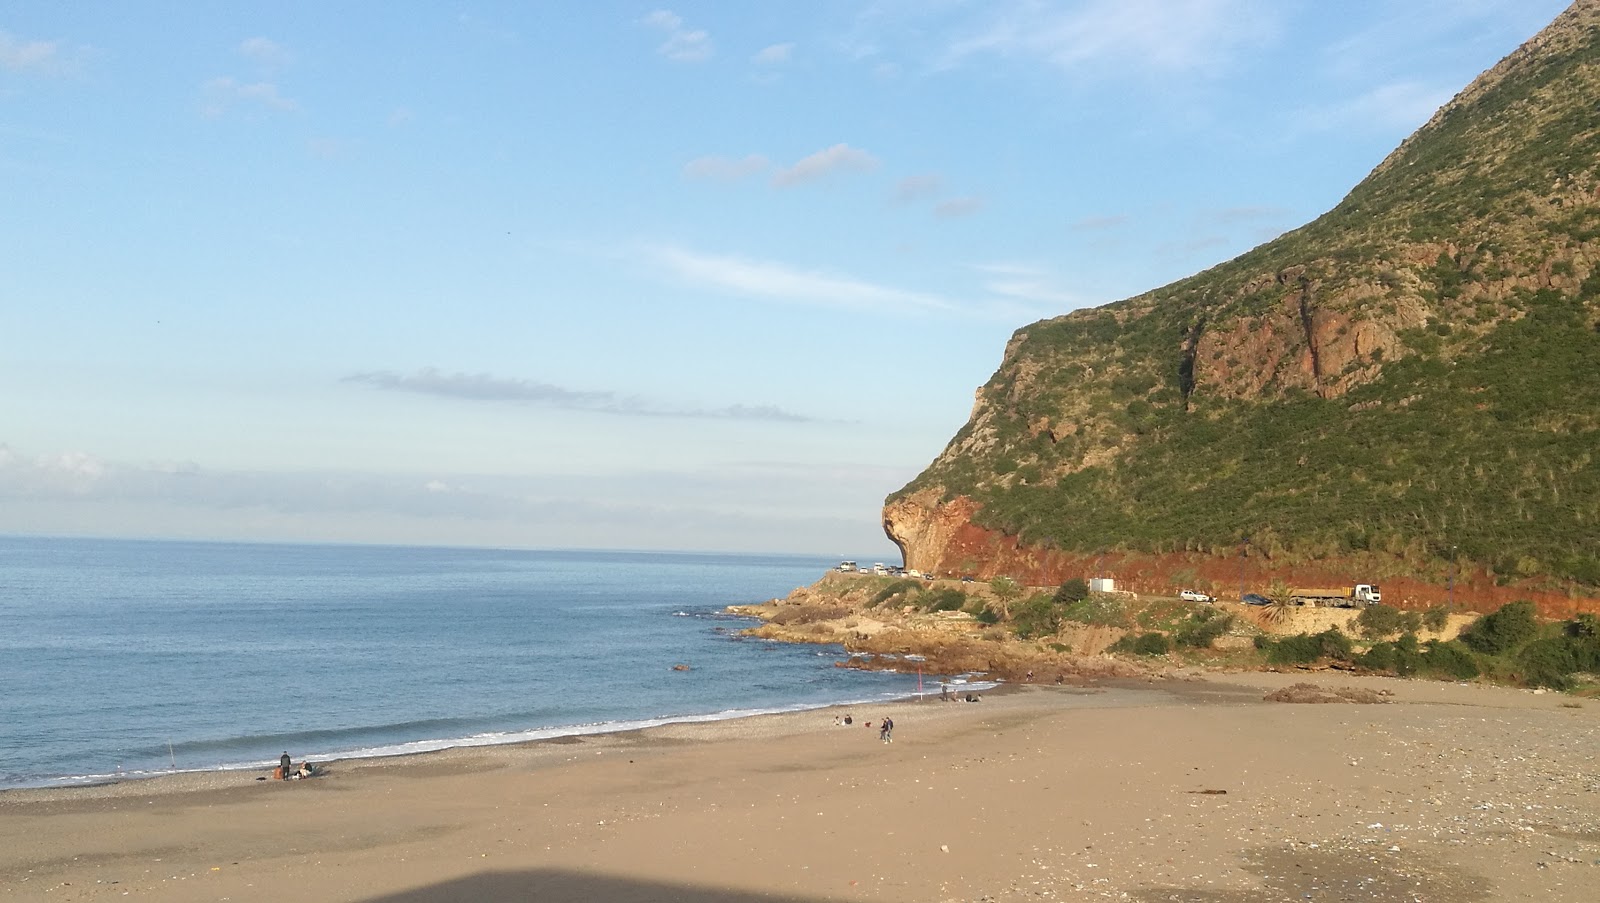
[[357, 868, 827, 903]]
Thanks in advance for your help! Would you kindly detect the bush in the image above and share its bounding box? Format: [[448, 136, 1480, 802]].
[[1357, 642, 1399, 673], [1110, 632, 1171, 656], [1061, 594, 1131, 627], [1459, 601, 1540, 655], [1054, 578, 1090, 604], [1174, 609, 1234, 648], [1012, 594, 1063, 639], [1422, 605, 1452, 632], [870, 579, 922, 607], [973, 605, 1001, 625], [1416, 639, 1480, 681], [1262, 628, 1352, 665], [1356, 604, 1424, 639], [1517, 637, 1578, 689], [920, 587, 968, 612]]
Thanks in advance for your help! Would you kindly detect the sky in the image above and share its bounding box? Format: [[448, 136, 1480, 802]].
[[0, 1, 1574, 557]]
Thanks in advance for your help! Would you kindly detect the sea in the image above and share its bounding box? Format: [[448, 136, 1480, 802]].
[[0, 536, 957, 790]]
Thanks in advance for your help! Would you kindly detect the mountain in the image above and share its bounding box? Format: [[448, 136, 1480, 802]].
[[885, 1, 1600, 612]]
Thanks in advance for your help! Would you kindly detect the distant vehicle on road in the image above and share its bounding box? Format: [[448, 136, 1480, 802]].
[[1179, 589, 1215, 603], [836, 561, 857, 572], [1242, 593, 1272, 606]]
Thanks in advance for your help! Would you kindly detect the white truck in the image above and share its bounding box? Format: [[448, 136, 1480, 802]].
[[1290, 584, 1382, 607]]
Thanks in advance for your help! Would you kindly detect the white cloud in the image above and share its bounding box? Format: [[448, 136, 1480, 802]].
[[638, 9, 713, 62], [200, 77, 298, 117], [772, 143, 879, 187], [1071, 213, 1130, 231], [753, 42, 795, 64], [0, 29, 83, 76], [343, 367, 815, 422], [0, 30, 59, 72], [891, 173, 943, 204], [941, 0, 1279, 76], [238, 36, 292, 67], [0, 443, 901, 554], [648, 245, 955, 314], [683, 153, 770, 181], [1295, 80, 1456, 134], [934, 196, 984, 218], [971, 263, 1092, 310]]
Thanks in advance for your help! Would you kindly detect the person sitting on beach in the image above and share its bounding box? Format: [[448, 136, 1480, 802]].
[[843, 714, 853, 725]]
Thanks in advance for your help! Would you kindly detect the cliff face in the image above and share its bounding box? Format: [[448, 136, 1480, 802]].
[[887, 1, 1600, 611]]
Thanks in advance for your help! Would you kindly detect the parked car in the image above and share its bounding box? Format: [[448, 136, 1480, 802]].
[[1179, 589, 1215, 603], [1241, 593, 1272, 606]]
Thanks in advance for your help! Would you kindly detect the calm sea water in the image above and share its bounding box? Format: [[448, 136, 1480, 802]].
[[0, 537, 938, 789]]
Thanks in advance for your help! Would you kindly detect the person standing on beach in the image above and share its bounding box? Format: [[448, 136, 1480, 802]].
[[280, 751, 292, 778], [879, 717, 893, 743]]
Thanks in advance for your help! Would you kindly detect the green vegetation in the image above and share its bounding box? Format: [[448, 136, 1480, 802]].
[[869, 579, 922, 608], [1458, 600, 1539, 655], [1060, 594, 1131, 628], [1173, 608, 1234, 649], [1053, 578, 1090, 604], [1257, 628, 1354, 666], [1356, 634, 1481, 681], [919, 587, 969, 612], [1355, 604, 1424, 640]]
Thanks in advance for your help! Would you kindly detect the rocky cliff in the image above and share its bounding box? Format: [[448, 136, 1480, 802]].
[[887, 1, 1600, 614]]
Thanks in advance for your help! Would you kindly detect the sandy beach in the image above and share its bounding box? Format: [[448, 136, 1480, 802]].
[[4, 671, 1597, 902]]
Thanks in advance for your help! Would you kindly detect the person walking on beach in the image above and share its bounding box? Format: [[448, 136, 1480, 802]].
[[879, 717, 894, 743]]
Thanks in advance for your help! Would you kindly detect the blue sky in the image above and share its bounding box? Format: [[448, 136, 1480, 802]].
[[0, 1, 1571, 556]]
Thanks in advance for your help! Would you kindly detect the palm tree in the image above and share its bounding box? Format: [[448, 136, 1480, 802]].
[[1263, 579, 1298, 626]]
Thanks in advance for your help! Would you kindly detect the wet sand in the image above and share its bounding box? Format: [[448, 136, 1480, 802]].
[[3, 671, 1597, 902]]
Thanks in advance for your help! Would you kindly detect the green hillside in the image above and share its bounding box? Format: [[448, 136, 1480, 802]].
[[893, 1, 1600, 589]]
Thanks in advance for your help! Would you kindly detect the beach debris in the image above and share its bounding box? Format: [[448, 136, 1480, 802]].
[[1186, 789, 1228, 795], [1264, 683, 1388, 704]]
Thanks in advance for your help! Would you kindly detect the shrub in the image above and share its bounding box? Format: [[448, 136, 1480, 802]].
[[1061, 594, 1130, 628], [1357, 642, 1398, 672], [1110, 632, 1171, 656], [870, 579, 921, 607], [1174, 609, 1234, 648], [1012, 594, 1063, 639], [1416, 640, 1480, 681], [1357, 604, 1422, 637], [920, 587, 968, 612], [1263, 628, 1352, 665], [1422, 605, 1452, 632], [1355, 604, 1406, 639], [1054, 578, 1090, 604], [1459, 601, 1540, 655], [973, 605, 1001, 625], [1517, 637, 1578, 689]]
